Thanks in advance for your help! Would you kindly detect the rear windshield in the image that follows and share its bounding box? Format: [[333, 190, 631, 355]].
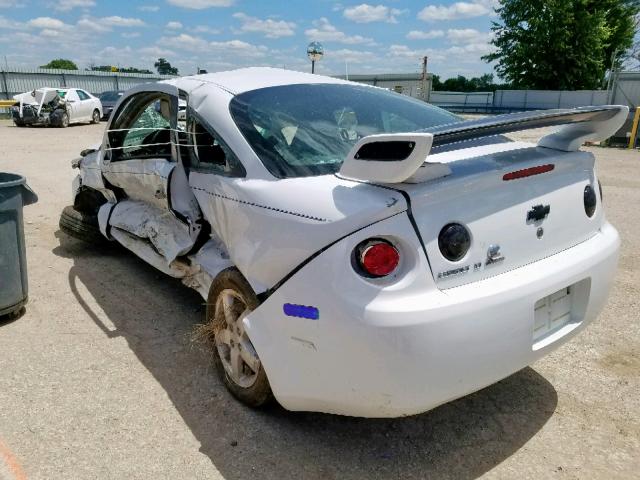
[[229, 83, 460, 178], [100, 91, 123, 101]]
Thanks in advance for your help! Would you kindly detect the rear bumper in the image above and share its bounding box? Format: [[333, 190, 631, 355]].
[[245, 220, 620, 417]]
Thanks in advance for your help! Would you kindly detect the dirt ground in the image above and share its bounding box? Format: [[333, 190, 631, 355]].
[[0, 119, 639, 480]]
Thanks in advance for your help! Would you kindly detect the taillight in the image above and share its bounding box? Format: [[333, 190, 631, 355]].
[[438, 223, 471, 261], [503, 164, 555, 181], [584, 185, 597, 217], [354, 239, 400, 277]]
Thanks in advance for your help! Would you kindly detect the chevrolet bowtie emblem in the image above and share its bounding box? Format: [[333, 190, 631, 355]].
[[527, 204, 551, 222]]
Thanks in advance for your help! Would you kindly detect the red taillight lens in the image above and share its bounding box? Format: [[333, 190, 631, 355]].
[[503, 164, 555, 181], [356, 240, 400, 277]]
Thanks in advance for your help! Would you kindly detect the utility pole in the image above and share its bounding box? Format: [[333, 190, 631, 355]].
[[421, 56, 428, 102]]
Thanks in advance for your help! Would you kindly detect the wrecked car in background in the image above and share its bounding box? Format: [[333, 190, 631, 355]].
[[98, 90, 123, 120], [12, 88, 103, 127], [60, 68, 624, 417]]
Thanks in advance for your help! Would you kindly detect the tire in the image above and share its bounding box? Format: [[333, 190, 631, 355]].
[[59, 205, 105, 244], [13, 121, 24, 127], [203, 268, 273, 408], [59, 112, 69, 128], [91, 109, 100, 124]]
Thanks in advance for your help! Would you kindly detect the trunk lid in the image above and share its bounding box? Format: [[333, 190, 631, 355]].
[[396, 141, 602, 289]]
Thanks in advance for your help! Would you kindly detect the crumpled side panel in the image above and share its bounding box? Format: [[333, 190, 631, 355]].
[[109, 200, 196, 263], [110, 228, 198, 279], [184, 237, 233, 299], [103, 159, 175, 211], [78, 148, 107, 189]]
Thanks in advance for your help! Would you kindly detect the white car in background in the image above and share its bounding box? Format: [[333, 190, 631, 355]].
[[12, 87, 102, 127], [60, 68, 625, 417]]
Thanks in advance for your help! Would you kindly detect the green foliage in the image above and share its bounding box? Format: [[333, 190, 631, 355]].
[[432, 73, 511, 92], [89, 65, 154, 74], [40, 59, 78, 70], [154, 58, 179, 76], [483, 0, 639, 89]]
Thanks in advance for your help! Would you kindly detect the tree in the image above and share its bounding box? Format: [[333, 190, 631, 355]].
[[154, 58, 178, 76], [40, 58, 78, 70], [483, 0, 639, 89], [432, 73, 510, 92]]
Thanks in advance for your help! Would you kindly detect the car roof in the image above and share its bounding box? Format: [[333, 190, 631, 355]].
[[167, 67, 353, 96]]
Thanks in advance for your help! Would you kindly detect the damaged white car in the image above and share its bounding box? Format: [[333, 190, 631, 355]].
[[12, 87, 102, 127], [60, 68, 625, 417]]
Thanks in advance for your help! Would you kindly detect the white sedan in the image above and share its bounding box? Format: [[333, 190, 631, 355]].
[[12, 87, 102, 127], [60, 68, 624, 417]]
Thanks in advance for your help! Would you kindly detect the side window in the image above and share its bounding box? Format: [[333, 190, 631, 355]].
[[107, 92, 174, 162], [187, 114, 245, 177], [381, 111, 420, 133], [76, 90, 90, 101], [65, 90, 79, 102]]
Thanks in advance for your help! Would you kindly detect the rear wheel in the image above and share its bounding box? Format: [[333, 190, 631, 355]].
[[91, 109, 100, 124], [203, 269, 272, 407], [59, 205, 104, 243]]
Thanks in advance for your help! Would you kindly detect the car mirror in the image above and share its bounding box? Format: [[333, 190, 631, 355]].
[[80, 148, 96, 157]]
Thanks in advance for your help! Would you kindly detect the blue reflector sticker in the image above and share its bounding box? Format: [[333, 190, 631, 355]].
[[283, 303, 319, 320]]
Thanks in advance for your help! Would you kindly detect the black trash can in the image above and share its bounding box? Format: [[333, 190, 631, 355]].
[[0, 173, 38, 318]]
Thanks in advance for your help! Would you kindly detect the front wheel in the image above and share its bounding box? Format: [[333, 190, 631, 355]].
[[91, 109, 100, 124], [203, 269, 273, 407], [59, 112, 69, 128]]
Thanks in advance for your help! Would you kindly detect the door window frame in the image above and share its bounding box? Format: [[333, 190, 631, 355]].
[[185, 108, 246, 177], [104, 84, 180, 163]]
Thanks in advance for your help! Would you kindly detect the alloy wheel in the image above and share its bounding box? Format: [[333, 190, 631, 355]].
[[213, 289, 261, 388]]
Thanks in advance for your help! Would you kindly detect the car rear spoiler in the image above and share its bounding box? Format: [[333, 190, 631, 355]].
[[339, 105, 629, 184]]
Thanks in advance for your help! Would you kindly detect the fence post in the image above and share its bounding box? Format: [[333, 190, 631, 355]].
[[61, 72, 66, 87], [1, 70, 9, 99], [557, 91, 562, 108], [114, 74, 119, 91], [523, 90, 528, 110]]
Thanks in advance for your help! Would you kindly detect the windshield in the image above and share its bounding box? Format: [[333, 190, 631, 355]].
[[230, 83, 460, 178], [100, 91, 123, 102]]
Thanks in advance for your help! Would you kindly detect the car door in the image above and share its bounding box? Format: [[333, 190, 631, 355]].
[[75, 89, 94, 120], [63, 89, 82, 122], [101, 83, 203, 265]]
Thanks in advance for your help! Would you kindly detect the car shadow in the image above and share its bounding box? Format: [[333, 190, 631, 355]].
[[53, 232, 558, 480]]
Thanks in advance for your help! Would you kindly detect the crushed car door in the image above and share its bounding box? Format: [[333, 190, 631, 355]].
[[63, 89, 82, 122], [101, 83, 203, 265]]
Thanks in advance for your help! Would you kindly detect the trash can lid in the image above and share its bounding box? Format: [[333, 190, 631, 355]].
[[0, 172, 26, 188], [0, 172, 38, 205]]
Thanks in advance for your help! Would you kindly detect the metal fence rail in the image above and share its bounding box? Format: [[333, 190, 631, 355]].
[[0, 67, 175, 99], [431, 89, 612, 113], [429, 91, 493, 112]]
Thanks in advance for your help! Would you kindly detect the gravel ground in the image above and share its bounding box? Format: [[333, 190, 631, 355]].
[[0, 120, 638, 479]]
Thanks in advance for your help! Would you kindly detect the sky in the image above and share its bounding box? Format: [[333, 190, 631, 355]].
[[0, 0, 499, 79]]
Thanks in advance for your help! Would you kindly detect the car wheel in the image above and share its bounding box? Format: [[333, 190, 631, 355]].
[[59, 112, 69, 128], [59, 205, 105, 244], [91, 109, 100, 124], [204, 268, 273, 407], [13, 120, 24, 127]]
